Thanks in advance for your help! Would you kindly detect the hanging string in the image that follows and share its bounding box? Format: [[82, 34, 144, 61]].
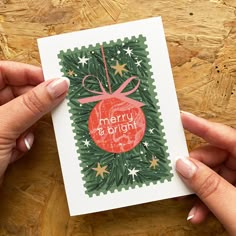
[[100, 45, 112, 94]]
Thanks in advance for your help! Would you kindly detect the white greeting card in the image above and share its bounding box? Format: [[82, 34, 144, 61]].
[[38, 17, 190, 216]]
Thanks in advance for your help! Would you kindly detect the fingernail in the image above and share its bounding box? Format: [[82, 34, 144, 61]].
[[187, 206, 196, 221], [47, 78, 70, 98], [175, 157, 197, 179], [180, 111, 196, 117], [24, 132, 34, 150]]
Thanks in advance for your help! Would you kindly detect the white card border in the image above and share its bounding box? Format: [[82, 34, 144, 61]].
[[38, 17, 191, 216]]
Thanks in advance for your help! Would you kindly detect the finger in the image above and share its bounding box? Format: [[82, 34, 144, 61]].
[[10, 148, 24, 164], [10, 131, 34, 163], [16, 132, 34, 153], [218, 165, 236, 184], [0, 86, 15, 104], [187, 200, 209, 224], [190, 145, 228, 167], [0, 85, 34, 105], [0, 61, 43, 89], [191, 146, 236, 184], [181, 111, 236, 155], [176, 157, 236, 234], [12, 85, 35, 96], [224, 155, 236, 172], [0, 78, 69, 136]]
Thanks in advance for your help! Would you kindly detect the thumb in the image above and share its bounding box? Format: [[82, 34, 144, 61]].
[[176, 157, 236, 234], [0, 78, 69, 136]]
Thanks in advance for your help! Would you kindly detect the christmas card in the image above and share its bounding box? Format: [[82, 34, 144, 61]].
[[38, 17, 191, 216]]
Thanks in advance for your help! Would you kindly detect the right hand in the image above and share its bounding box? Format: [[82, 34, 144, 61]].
[[176, 111, 236, 235]]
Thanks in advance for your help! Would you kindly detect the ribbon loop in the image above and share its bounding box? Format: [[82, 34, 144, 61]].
[[113, 76, 140, 96], [78, 75, 145, 107], [82, 75, 107, 95]]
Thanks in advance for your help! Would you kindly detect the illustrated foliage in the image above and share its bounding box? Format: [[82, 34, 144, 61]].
[[58, 35, 173, 196]]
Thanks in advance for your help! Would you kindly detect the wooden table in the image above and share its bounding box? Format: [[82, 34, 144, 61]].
[[0, 0, 235, 235]]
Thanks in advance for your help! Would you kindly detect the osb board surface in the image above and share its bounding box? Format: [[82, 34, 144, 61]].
[[0, 0, 235, 235]]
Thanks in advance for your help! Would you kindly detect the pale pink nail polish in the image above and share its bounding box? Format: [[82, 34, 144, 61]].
[[187, 206, 196, 221], [47, 78, 70, 98], [175, 157, 197, 179], [24, 133, 34, 150]]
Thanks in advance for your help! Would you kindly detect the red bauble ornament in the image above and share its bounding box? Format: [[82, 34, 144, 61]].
[[88, 97, 146, 153]]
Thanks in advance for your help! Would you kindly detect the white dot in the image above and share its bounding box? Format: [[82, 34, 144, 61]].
[[117, 50, 121, 54], [140, 151, 143, 154]]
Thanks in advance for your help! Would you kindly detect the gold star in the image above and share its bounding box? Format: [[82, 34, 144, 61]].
[[111, 61, 128, 76], [149, 156, 158, 169], [67, 70, 75, 76], [92, 163, 109, 178]]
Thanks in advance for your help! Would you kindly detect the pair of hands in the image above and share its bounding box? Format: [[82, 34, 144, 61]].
[[0, 61, 235, 234]]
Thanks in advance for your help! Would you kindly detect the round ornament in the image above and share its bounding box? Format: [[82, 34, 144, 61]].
[[88, 97, 146, 153]]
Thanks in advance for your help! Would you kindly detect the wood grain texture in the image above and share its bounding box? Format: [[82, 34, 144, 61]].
[[0, 0, 235, 235]]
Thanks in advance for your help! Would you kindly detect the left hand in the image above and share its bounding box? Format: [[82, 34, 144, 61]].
[[0, 61, 69, 184]]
